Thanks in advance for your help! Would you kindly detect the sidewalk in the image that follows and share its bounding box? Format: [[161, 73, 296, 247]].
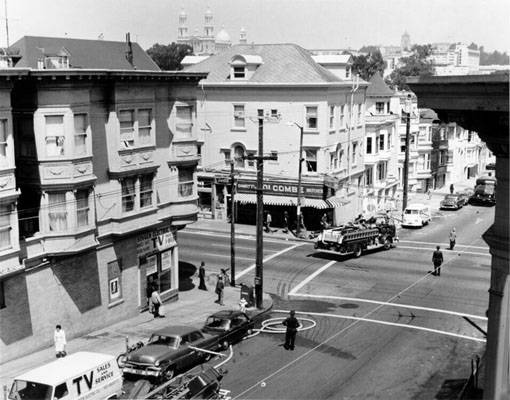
[[0, 276, 272, 390]]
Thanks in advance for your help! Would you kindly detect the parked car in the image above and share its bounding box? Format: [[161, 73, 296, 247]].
[[119, 326, 221, 382], [469, 175, 496, 206], [202, 310, 255, 348], [440, 194, 464, 210], [459, 189, 473, 205], [402, 204, 431, 228]]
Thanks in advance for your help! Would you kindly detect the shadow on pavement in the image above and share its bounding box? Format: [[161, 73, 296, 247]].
[[178, 261, 197, 291]]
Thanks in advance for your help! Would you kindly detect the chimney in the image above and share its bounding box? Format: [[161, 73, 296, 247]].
[[125, 33, 134, 66]]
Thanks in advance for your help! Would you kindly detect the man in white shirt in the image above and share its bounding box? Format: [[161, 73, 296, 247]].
[[54, 324, 67, 358]]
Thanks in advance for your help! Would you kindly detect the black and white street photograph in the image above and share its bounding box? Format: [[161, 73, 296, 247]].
[[0, 1, 508, 399]]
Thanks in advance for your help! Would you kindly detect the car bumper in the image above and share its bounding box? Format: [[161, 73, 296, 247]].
[[402, 221, 423, 227], [123, 366, 162, 377], [440, 204, 458, 209]]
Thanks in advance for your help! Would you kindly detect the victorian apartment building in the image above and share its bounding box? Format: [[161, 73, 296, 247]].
[[0, 36, 206, 362], [184, 44, 368, 229]]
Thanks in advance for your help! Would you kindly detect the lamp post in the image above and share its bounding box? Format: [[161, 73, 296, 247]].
[[287, 122, 304, 237], [402, 93, 412, 212]]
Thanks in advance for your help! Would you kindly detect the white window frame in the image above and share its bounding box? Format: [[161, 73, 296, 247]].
[[175, 104, 193, 139], [339, 105, 345, 128], [329, 105, 335, 130], [178, 167, 194, 198], [233, 104, 246, 129], [121, 177, 136, 213], [48, 192, 68, 232], [119, 107, 155, 149], [73, 113, 88, 156], [375, 102, 385, 114], [45, 115, 65, 157], [233, 66, 246, 79], [304, 148, 318, 172], [305, 106, 318, 130], [139, 174, 154, 209], [0, 204, 11, 250], [76, 189, 90, 227], [352, 142, 358, 165], [0, 119, 8, 165]]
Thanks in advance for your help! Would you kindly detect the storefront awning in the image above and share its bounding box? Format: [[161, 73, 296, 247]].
[[235, 193, 331, 209], [326, 196, 349, 208]]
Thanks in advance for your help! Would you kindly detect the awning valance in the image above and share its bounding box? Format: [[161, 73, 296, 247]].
[[235, 193, 331, 209], [326, 196, 349, 208]]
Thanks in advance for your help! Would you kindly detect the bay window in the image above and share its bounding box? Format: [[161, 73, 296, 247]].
[[48, 192, 67, 231], [140, 174, 154, 208], [119, 110, 135, 148], [121, 177, 136, 212], [45, 115, 65, 156], [0, 205, 11, 249], [0, 119, 7, 165], [366, 137, 373, 154], [76, 189, 89, 227], [379, 134, 385, 151], [138, 109, 152, 145], [73, 114, 88, 156], [178, 167, 194, 197]]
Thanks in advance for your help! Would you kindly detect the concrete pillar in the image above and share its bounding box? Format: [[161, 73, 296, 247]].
[[483, 155, 509, 400]]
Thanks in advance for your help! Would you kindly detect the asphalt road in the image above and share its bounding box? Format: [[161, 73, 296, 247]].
[[179, 204, 494, 399]]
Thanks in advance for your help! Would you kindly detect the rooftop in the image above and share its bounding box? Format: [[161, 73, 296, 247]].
[[366, 73, 395, 97]]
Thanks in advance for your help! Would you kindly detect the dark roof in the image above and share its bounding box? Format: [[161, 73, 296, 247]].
[[10, 36, 160, 71], [153, 326, 200, 337], [366, 73, 394, 97], [184, 43, 342, 83]]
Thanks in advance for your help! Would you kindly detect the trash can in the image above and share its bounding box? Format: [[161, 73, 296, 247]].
[[240, 284, 254, 307]]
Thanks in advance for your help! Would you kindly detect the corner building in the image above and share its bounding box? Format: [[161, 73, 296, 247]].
[[0, 36, 206, 362]]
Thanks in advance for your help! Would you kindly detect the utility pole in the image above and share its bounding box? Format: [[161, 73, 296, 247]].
[[4, 0, 9, 48], [402, 94, 412, 212], [347, 75, 360, 189], [247, 109, 278, 309], [229, 160, 236, 287], [287, 122, 305, 237]]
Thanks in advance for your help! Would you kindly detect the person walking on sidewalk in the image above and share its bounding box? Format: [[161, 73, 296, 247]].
[[198, 262, 207, 290], [54, 324, 67, 358], [449, 227, 457, 250], [283, 211, 289, 233], [265, 212, 272, 233], [427, 188, 432, 200], [432, 246, 444, 276], [215, 276, 225, 305], [283, 310, 300, 350], [151, 286, 164, 318]]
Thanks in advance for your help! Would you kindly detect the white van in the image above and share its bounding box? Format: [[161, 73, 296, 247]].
[[402, 203, 431, 228], [9, 352, 122, 400]]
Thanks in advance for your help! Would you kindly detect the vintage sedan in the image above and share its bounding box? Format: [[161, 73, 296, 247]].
[[202, 310, 255, 348], [440, 194, 464, 210], [456, 190, 472, 206], [119, 326, 221, 382]]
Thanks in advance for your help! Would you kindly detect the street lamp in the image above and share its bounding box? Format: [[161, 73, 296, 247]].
[[402, 93, 412, 212], [287, 122, 304, 237]]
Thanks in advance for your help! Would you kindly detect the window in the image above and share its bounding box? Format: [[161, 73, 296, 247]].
[[377, 162, 387, 181], [352, 142, 358, 165], [178, 167, 194, 197], [365, 166, 373, 185], [270, 109, 279, 118], [119, 110, 135, 148], [339, 105, 345, 127], [233, 105, 245, 128], [387, 130, 393, 149], [358, 103, 363, 122], [233, 145, 245, 168], [140, 174, 153, 208], [305, 106, 318, 129], [223, 150, 231, 166], [329, 152, 336, 170], [329, 105, 335, 129], [400, 138, 406, 153], [138, 109, 152, 144], [366, 137, 373, 154], [247, 151, 255, 167], [54, 383, 68, 399], [379, 134, 385, 151], [45, 115, 65, 156], [0, 119, 7, 164], [305, 149, 317, 172], [0, 205, 11, 249], [175, 106, 192, 138], [233, 66, 245, 79], [121, 177, 136, 212], [108, 260, 122, 303], [73, 114, 87, 156], [76, 189, 89, 227], [48, 192, 67, 231], [346, 66, 351, 79], [376, 102, 385, 114]]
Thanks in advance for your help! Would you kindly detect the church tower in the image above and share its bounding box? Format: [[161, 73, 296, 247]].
[[401, 31, 411, 52], [204, 8, 214, 37], [239, 27, 247, 44], [178, 8, 188, 40]]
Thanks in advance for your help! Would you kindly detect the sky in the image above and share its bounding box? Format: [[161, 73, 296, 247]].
[[4, 0, 510, 53]]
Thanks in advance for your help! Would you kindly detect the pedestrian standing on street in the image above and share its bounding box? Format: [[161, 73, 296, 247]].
[[432, 245, 444, 276], [54, 324, 67, 358], [450, 183, 454, 194], [220, 268, 230, 286], [298, 212, 306, 232], [283, 211, 289, 233], [151, 286, 164, 318], [265, 212, 272, 233], [449, 227, 457, 250], [320, 213, 330, 230], [198, 261, 207, 290], [282, 310, 300, 350], [427, 188, 432, 200], [215, 276, 225, 305]]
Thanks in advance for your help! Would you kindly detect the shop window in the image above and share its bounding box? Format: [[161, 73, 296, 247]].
[[305, 106, 318, 129], [140, 174, 154, 209], [0, 205, 10, 250], [45, 115, 65, 156], [107, 260, 122, 303], [76, 189, 89, 227], [305, 149, 317, 172], [73, 114, 88, 156], [178, 167, 194, 197], [121, 177, 136, 212], [0, 119, 7, 165], [48, 192, 67, 231]]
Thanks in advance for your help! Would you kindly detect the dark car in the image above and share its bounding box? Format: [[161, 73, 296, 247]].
[[456, 191, 471, 206], [119, 326, 221, 382], [440, 194, 464, 210], [469, 176, 496, 206], [202, 310, 255, 349]]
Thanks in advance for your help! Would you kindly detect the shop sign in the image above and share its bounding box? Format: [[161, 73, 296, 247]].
[[137, 227, 176, 257], [237, 180, 323, 199]]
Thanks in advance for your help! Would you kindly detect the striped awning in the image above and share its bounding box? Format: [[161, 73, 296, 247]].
[[235, 194, 331, 209], [326, 196, 349, 208]]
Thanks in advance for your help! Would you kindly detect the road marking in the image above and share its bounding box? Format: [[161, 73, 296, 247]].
[[397, 245, 490, 257], [181, 242, 278, 253], [287, 261, 336, 296], [288, 293, 487, 321], [399, 240, 488, 250], [181, 229, 290, 244], [274, 309, 486, 343], [197, 254, 255, 262], [235, 243, 303, 279]]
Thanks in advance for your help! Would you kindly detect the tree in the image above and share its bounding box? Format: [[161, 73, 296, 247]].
[[146, 43, 193, 70], [479, 46, 510, 65], [386, 44, 434, 90], [351, 50, 386, 81]]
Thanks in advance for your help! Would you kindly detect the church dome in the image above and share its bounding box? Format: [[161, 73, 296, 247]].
[[215, 27, 231, 43]]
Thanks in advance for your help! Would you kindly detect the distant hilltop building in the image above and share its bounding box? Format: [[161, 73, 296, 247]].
[[177, 8, 247, 55]]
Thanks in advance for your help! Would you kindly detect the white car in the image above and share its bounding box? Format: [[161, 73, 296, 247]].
[[402, 204, 431, 228]]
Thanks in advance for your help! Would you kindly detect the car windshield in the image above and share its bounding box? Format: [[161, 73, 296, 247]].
[[9, 380, 52, 400], [205, 317, 230, 330], [148, 335, 178, 348], [445, 195, 457, 200], [405, 209, 418, 215]]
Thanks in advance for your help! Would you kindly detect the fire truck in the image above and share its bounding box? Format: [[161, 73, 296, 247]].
[[314, 214, 398, 257]]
